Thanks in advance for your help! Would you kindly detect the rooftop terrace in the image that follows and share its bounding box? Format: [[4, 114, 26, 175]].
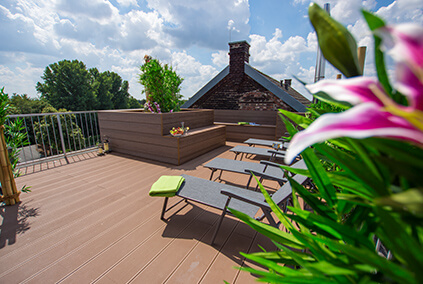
[[1, 142, 281, 283]]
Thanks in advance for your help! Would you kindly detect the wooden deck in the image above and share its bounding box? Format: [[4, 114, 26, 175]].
[[0, 142, 281, 283]]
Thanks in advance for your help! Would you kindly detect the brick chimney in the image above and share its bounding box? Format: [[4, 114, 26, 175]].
[[228, 41, 250, 76]]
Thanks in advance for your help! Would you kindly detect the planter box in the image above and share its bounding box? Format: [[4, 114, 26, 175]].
[[98, 109, 225, 165]]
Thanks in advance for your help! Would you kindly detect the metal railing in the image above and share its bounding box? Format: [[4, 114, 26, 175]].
[[6, 111, 100, 167]]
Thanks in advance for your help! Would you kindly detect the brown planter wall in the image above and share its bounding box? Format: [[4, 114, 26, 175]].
[[98, 109, 225, 165], [214, 109, 287, 142]]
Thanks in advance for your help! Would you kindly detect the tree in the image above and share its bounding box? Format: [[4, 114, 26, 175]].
[[8, 94, 52, 114], [36, 60, 97, 111], [90, 68, 113, 110], [138, 55, 184, 113], [127, 96, 142, 109], [109, 73, 130, 109], [33, 106, 85, 156]]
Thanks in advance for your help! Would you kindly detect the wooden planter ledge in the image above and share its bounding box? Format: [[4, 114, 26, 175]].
[[98, 109, 226, 165]]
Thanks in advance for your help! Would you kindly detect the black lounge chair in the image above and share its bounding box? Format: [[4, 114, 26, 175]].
[[229, 145, 286, 161], [244, 138, 289, 149], [204, 158, 305, 189], [160, 161, 308, 245]]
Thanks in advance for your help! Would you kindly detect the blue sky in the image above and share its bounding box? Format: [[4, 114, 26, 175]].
[[1, 0, 422, 102]]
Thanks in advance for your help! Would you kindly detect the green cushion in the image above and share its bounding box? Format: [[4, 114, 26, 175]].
[[149, 176, 185, 197], [238, 122, 249, 125]]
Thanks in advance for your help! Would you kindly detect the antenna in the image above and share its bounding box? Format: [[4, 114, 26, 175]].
[[314, 3, 330, 83]]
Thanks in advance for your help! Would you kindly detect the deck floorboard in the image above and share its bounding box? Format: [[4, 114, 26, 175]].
[[1, 142, 284, 283]]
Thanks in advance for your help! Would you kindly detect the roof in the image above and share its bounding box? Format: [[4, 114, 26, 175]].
[[182, 63, 310, 112]]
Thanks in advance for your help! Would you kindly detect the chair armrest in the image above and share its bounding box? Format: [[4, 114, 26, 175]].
[[259, 160, 284, 168], [243, 168, 287, 183], [220, 188, 270, 209], [267, 149, 286, 156]]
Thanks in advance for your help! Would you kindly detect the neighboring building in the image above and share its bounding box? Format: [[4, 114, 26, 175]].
[[182, 40, 310, 112]]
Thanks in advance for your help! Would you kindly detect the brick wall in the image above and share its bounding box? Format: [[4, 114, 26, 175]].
[[191, 74, 296, 111], [189, 40, 301, 111]]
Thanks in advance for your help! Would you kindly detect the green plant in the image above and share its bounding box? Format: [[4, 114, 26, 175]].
[[33, 106, 86, 155], [0, 87, 31, 193], [231, 4, 423, 283], [138, 55, 184, 113]]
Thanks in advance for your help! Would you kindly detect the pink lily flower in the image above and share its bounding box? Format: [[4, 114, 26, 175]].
[[284, 24, 423, 164]]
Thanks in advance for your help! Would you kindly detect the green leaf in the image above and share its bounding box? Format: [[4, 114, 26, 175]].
[[361, 10, 386, 31], [254, 175, 297, 232], [249, 250, 315, 266], [310, 234, 416, 284], [287, 207, 374, 250], [312, 92, 352, 110], [278, 111, 299, 137], [240, 252, 306, 276], [313, 144, 384, 196], [228, 208, 305, 249], [345, 139, 384, 183], [327, 172, 373, 200], [375, 207, 423, 280], [286, 173, 337, 221], [375, 188, 423, 217], [278, 109, 313, 129], [308, 3, 362, 78], [302, 148, 337, 208]]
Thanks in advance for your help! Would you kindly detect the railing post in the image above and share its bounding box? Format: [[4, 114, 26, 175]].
[[56, 114, 69, 164]]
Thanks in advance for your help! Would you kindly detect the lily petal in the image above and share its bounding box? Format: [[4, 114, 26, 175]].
[[395, 63, 423, 111], [380, 24, 423, 70], [285, 102, 423, 164], [306, 77, 385, 106]]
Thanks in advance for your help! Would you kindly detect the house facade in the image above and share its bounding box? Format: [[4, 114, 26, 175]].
[[182, 41, 310, 112]]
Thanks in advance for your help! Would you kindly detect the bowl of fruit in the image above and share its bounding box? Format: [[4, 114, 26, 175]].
[[170, 126, 189, 137]]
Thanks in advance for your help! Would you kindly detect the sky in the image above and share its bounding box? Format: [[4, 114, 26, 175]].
[[0, 0, 422, 102]]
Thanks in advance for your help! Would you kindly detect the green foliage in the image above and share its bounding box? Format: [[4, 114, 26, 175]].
[[37, 60, 97, 111], [232, 6, 423, 283], [8, 94, 52, 114], [127, 96, 142, 109], [36, 60, 131, 112], [138, 55, 184, 113], [308, 3, 362, 78], [0, 87, 31, 192], [33, 106, 86, 156]]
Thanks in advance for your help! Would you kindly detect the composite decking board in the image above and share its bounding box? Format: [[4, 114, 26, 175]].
[[113, 146, 179, 165], [199, 220, 258, 283], [8, 158, 158, 233], [111, 139, 179, 159], [0, 142, 281, 283], [179, 134, 226, 154], [101, 130, 176, 147], [129, 206, 221, 283], [0, 170, 168, 278], [94, 205, 205, 283], [98, 111, 162, 124], [24, 198, 166, 283], [214, 110, 277, 125], [162, 210, 240, 284], [100, 119, 162, 135]]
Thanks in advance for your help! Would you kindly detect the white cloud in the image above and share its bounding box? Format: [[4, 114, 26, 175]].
[[1, 0, 422, 105], [171, 51, 219, 98], [116, 0, 138, 7], [212, 50, 229, 67]]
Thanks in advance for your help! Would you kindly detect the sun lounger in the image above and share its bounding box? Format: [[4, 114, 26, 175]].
[[203, 157, 286, 187], [244, 138, 290, 149], [229, 145, 286, 160], [160, 169, 309, 244], [204, 158, 305, 189]]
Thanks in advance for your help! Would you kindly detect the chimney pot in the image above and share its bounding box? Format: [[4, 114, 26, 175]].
[[284, 79, 292, 89]]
